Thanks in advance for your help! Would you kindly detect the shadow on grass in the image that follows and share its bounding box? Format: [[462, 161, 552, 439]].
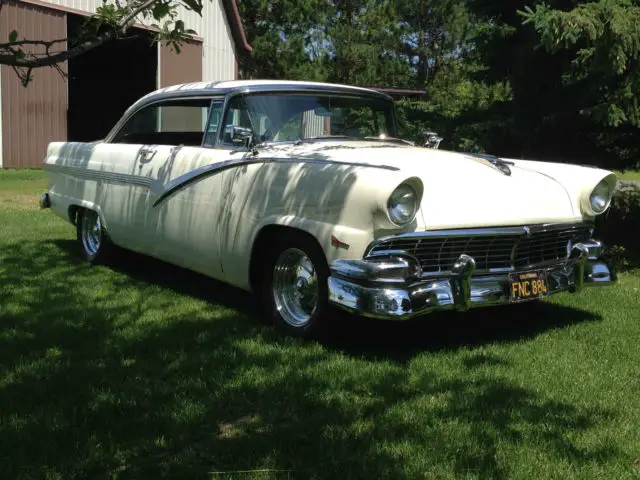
[[0, 239, 614, 479], [53, 238, 604, 362]]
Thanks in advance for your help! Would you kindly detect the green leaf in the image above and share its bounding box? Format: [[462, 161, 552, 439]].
[[152, 2, 170, 21], [9, 30, 18, 43]]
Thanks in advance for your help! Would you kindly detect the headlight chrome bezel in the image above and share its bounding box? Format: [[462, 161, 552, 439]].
[[587, 177, 614, 215], [589, 180, 611, 214], [387, 183, 419, 225]]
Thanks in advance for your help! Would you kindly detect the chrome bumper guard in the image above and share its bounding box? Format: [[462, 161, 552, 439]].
[[328, 240, 617, 320]]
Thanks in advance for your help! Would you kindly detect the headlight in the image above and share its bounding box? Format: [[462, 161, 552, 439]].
[[589, 179, 612, 214], [387, 183, 418, 224]]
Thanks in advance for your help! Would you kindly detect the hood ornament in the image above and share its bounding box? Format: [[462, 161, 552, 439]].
[[420, 133, 513, 176], [465, 153, 514, 176]]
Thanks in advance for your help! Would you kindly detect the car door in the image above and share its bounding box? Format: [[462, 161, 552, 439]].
[[138, 97, 229, 280], [106, 97, 215, 258]]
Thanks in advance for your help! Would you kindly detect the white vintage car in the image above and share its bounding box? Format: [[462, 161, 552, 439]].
[[40, 80, 618, 338]]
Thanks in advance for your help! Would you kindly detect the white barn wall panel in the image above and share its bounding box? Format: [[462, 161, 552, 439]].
[[38, 0, 237, 83], [171, 0, 237, 82]]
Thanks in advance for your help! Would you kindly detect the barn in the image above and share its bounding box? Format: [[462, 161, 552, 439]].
[[0, 0, 252, 168]]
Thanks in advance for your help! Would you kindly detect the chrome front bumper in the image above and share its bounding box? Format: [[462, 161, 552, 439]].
[[328, 240, 617, 320]]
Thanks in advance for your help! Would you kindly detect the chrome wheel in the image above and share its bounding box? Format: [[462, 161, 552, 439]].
[[272, 248, 319, 327], [80, 210, 102, 256]]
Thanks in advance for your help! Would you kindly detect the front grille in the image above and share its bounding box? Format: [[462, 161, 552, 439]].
[[367, 224, 592, 275]]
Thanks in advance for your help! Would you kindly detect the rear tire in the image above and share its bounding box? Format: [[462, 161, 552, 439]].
[[76, 208, 113, 265], [261, 233, 331, 339]]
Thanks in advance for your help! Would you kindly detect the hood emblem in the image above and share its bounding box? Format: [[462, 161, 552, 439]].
[[466, 153, 514, 176], [523, 226, 531, 237], [495, 162, 512, 176]]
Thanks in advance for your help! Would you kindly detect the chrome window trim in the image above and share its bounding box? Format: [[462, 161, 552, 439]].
[[220, 83, 393, 101], [202, 98, 226, 148], [214, 89, 398, 148], [105, 85, 397, 148], [105, 95, 224, 145]]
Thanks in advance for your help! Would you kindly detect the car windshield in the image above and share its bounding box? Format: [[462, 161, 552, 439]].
[[221, 92, 397, 145]]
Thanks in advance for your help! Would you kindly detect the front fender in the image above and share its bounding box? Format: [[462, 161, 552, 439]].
[[507, 159, 617, 218], [253, 215, 374, 264], [217, 159, 424, 291]]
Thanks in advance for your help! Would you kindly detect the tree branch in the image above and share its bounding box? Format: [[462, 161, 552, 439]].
[[0, 0, 158, 68], [0, 38, 67, 49]]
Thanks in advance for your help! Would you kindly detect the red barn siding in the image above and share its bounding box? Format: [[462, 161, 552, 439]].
[[159, 40, 203, 88], [1, 0, 68, 168]]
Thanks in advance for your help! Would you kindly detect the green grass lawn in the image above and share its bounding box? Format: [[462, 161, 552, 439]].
[[614, 169, 640, 181], [1, 169, 640, 479]]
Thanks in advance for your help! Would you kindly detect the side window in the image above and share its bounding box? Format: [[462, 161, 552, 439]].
[[203, 100, 224, 147], [111, 98, 213, 147]]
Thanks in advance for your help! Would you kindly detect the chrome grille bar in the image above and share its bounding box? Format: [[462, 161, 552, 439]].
[[365, 223, 594, 276]]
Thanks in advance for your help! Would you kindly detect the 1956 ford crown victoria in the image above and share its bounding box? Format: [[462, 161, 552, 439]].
[[40, 80, 618, 338]]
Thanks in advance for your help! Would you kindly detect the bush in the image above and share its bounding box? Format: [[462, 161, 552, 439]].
[[596, 184, 640, 268]]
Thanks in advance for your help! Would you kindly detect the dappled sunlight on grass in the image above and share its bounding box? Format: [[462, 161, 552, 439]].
[[1, 170, 639, 479]]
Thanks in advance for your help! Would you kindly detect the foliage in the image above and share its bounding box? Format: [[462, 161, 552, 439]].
[[596, 184, 640, 267], [520, 0, 640, 128], [0, 0, 203, 86], [5, 0, 640, 170], [237, 0, 331, 80], [456, 0, 640, 168]]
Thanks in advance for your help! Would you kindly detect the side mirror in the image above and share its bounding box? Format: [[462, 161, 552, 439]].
[[231, 126, 253, 146], [422, 131, 443, 149]]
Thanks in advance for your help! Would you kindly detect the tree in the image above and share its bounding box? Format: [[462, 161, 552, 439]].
[[237, 0, 331, 80], [1, 0, 204, 86], [520, 0, 640, 130], [458, 0, 640, 169]]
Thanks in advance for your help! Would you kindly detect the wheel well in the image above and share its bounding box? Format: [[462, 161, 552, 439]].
[[248, 225, 327, 293], [68, 205, 82, 225]]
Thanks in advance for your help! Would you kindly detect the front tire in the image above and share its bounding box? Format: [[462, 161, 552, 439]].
[[76, 208, 113, 264], [262, 234, 331, 339]]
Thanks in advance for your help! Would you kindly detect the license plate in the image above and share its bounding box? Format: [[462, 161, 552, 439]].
[[508, 270, 550, 303]]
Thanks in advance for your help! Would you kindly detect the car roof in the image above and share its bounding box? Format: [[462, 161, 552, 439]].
[[132, 79, 394, 108]]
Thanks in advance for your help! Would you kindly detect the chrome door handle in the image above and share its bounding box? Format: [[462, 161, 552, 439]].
[[138, 147, 157, 164]]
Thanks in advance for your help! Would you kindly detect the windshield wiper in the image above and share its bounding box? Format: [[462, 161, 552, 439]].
[[229, 140, 279, 156], [293, 135, 354, 145], [363, 136, 414, 146], [229, 134, 413, 154]]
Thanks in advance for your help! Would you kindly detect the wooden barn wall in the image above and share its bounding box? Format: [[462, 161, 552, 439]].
[[158, 41, 204, 131], [35, 0, 237, 81], [0, 0, 67, 168], [159, 40, 204, 88]]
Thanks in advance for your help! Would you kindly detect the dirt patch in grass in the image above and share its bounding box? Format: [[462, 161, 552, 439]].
[[0, 192, 41, 212]]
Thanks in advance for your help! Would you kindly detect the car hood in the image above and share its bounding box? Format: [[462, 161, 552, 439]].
[[256, 141, 585, 229]]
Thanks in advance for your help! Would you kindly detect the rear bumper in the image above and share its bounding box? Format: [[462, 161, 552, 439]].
[[328, 239, 616, 320]]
